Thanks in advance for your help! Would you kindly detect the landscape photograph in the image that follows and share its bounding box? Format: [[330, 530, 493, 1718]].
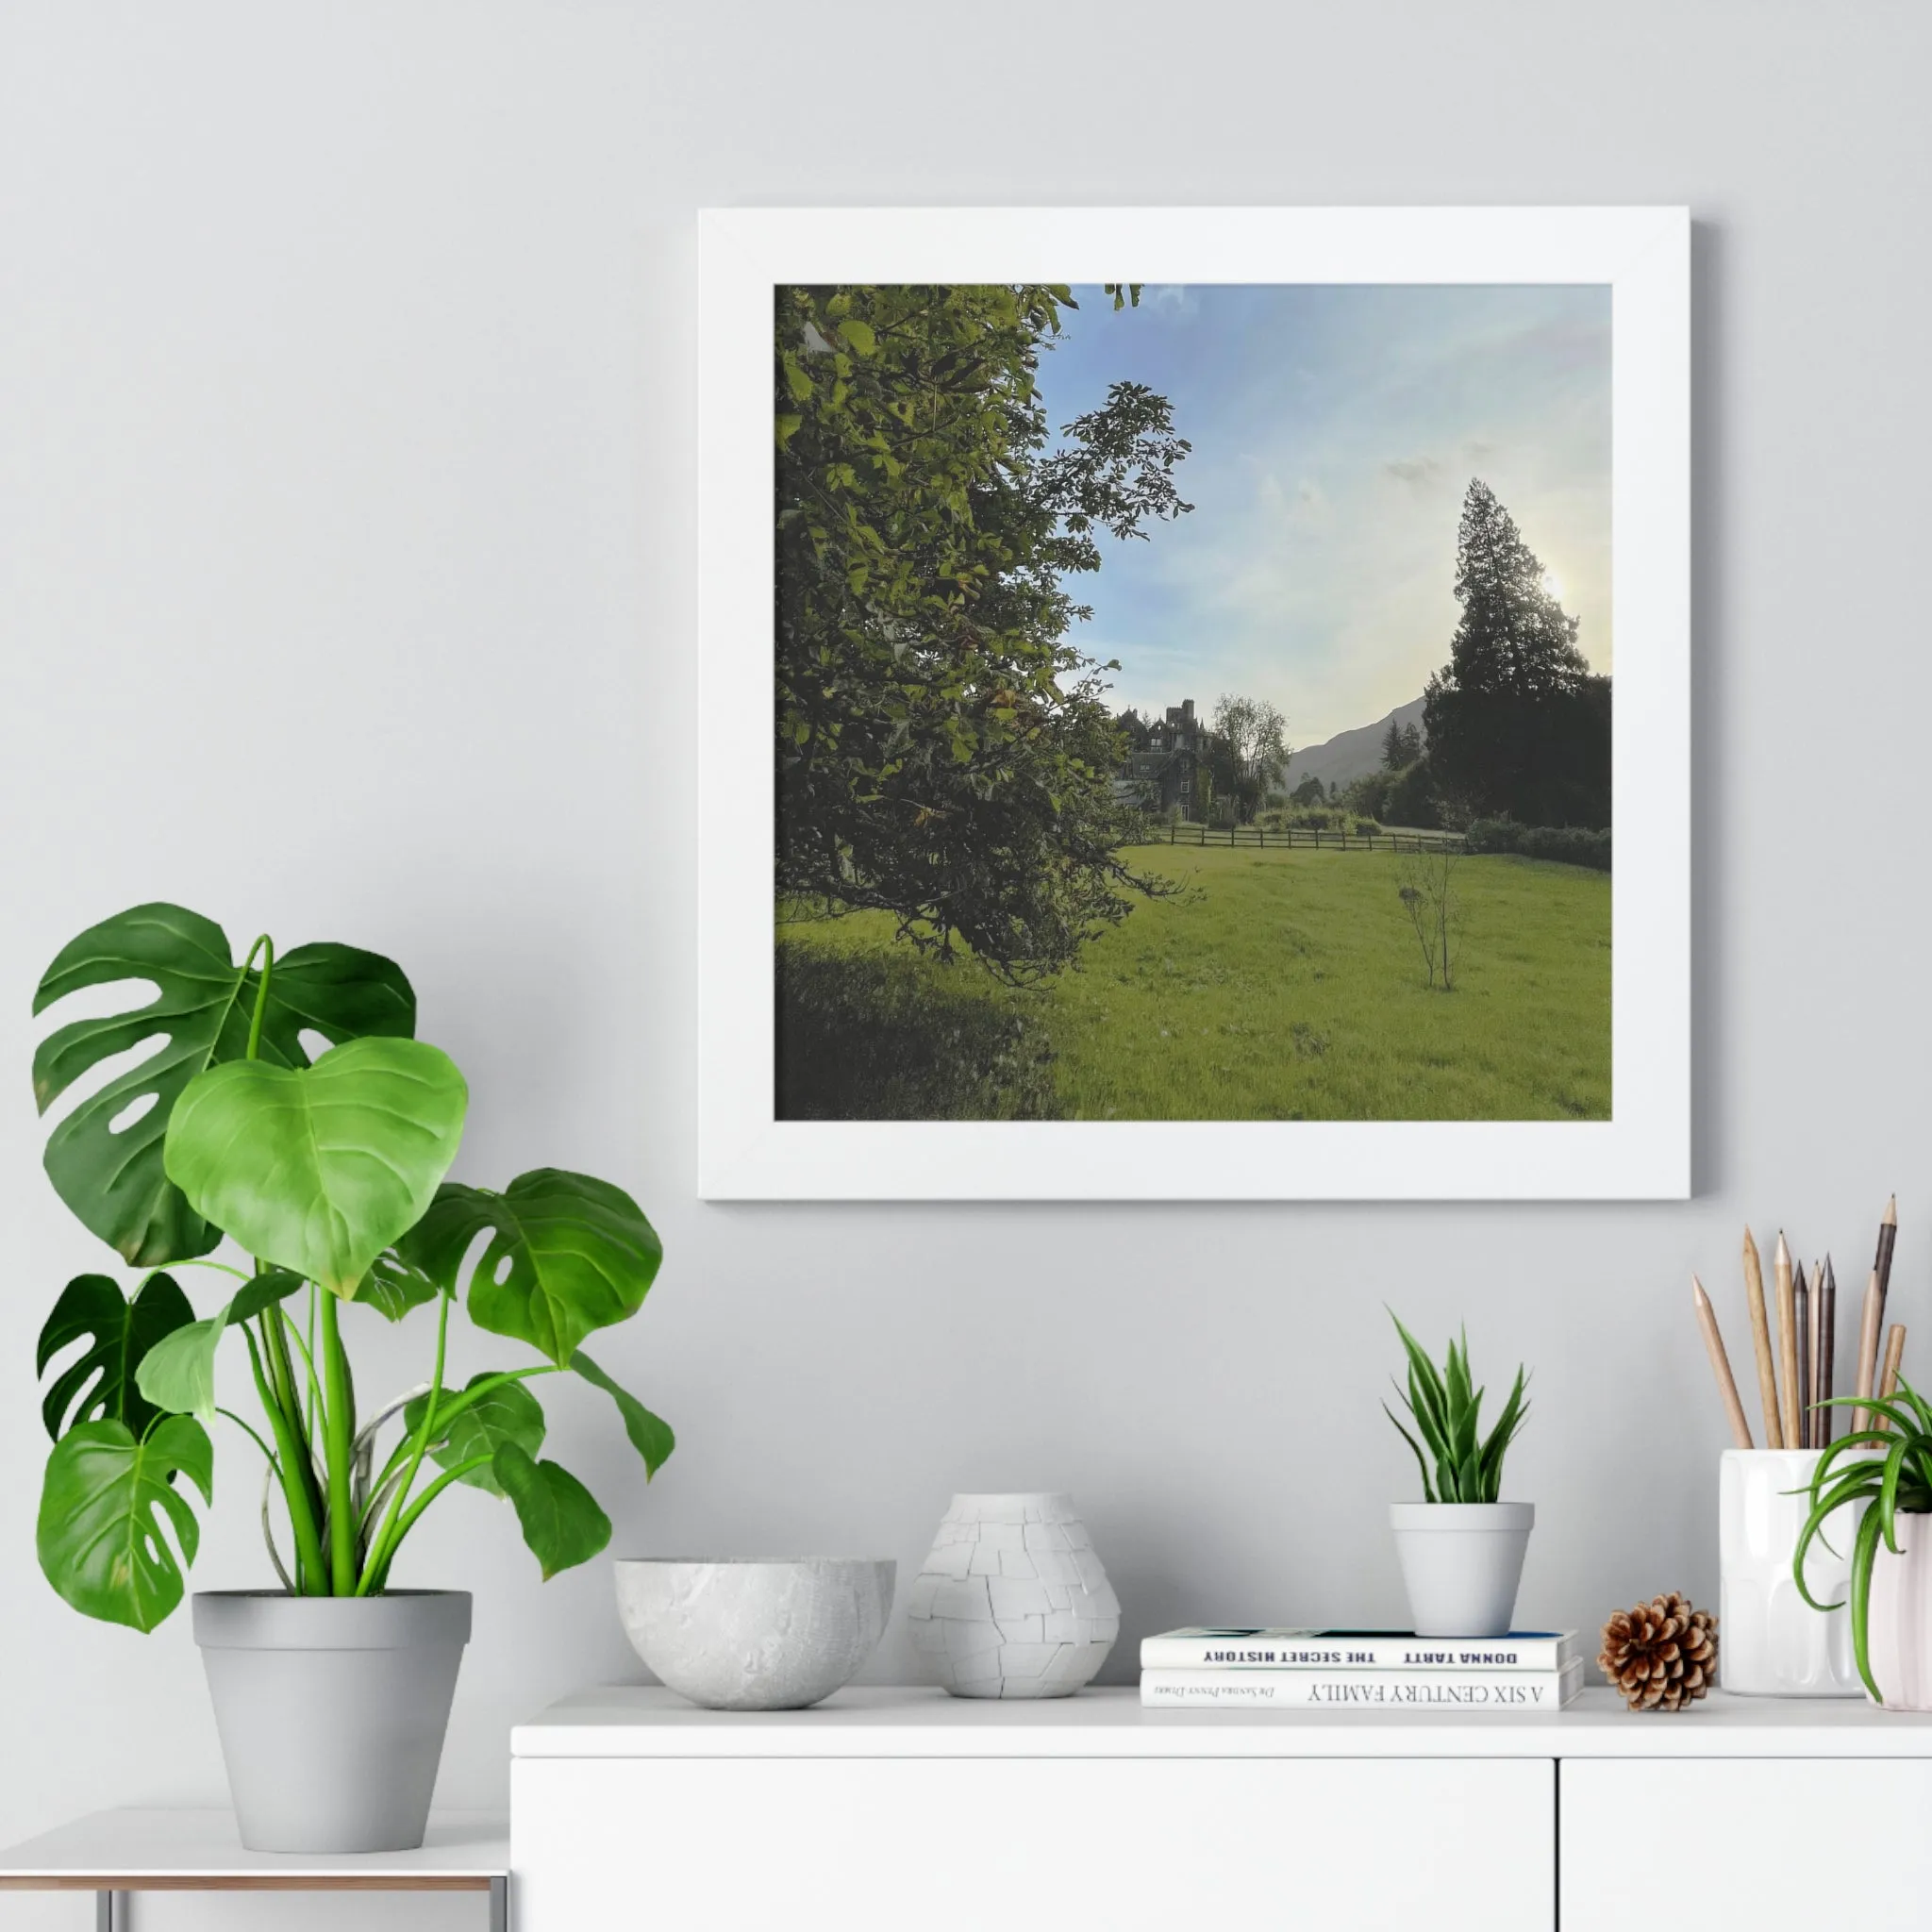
[[774, 280, 1612, 1123]]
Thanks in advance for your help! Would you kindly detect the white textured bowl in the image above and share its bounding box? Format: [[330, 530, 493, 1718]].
[[614, 1558, 896, 1711]]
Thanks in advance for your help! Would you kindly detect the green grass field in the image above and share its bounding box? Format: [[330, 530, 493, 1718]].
[[776, 844, 1611, 1122]]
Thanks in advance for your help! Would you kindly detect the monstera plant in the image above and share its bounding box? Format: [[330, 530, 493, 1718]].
[[31, 903, 672, 1631]]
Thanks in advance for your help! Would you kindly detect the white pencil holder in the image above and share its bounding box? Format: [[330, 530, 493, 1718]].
[[1719, 1448, 1865, 1697]]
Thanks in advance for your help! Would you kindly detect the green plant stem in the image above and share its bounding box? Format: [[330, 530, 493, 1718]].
[[241, 1323, 327, 1591], [317, 1291, 358, 1593], [358, 1288, 454, 1594], [361, 1433, 422, 1529], [365, 1455, 495, 1593], [277, 1305, 323, 1415], [304, 1284, 318, 1438], [257, 1307, 324, 1534], [408, 1361, 558, 1436], [242, 935, 275, 1059], [216, 1407, 281, 1472]]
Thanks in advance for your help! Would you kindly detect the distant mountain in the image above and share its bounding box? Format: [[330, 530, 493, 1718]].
[[1282, 695, 1427, 794]]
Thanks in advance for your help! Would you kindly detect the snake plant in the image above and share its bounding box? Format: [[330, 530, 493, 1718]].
[[1384, 1311, 1530, 1504]]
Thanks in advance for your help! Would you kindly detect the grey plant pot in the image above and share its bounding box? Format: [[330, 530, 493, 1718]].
[[1389, 1502, 1534, 1638], [192, 1591, 470, 1853]]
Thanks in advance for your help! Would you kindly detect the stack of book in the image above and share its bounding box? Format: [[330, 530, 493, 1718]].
[[1139, 1627, 1586, 1709]]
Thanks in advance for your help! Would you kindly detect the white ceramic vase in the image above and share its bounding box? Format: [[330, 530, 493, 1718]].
[[1864, 1508, 1932, 1710], [1719, 1447, 1863, 1697], [905, 1493, 1119, 1698], [1389, 1502, 1533, 1637]]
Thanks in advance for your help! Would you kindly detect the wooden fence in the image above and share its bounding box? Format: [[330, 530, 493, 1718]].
[[1126, 822, 1468, 855]]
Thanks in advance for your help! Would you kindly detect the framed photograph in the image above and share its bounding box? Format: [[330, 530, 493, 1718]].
[[697, 207, 1688, 1200]]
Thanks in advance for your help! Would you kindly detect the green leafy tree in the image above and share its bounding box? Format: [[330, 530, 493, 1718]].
[[1209, 694, 1290, 824], [1423, 480, 1610, 827], [776, 283, 1192, 983]]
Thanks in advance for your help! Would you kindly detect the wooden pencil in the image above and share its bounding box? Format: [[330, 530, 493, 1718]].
[[1855, 1268, 1884, 1437], [1793, 1261, 1810, 1450], [1775, 1232, 1801, 1451], [1692, 1275, 1754, 1449], [1807, 1260, 1824, 1450], [1743, 1227, 1783, 1449], [1874, 1324, 1907, 1434], [1874, 1194, 1899, 1349], [1817, 1256, 1837, 1449]]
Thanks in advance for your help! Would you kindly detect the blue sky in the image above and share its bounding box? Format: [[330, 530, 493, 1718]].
[[1035, 283, 1611, 748]]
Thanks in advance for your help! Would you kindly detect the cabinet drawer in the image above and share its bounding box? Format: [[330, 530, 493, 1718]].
[[514, 1756, 1552, 1931], [1562, 1758, 1932, 1928]]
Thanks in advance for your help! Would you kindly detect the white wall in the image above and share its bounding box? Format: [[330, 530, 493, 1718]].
[[1, 1, 1926, 1924]]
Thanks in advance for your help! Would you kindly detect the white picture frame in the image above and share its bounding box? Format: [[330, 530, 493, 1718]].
[[698, 206, 1689, 1201]]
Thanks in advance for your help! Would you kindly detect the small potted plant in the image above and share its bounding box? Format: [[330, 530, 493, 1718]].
[[30, 904, 675, 1852], [1795, 1380, 1932, 1707], [1384, 1314, 1533, 1636]]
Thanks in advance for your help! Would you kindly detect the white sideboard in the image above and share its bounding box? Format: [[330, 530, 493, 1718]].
[[510, 1685, 1932, 1931]]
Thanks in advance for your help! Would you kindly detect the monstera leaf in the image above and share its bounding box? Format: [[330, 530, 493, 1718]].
[[37, 1415, 213, 1631], [404, 1374, 546, 1497], [402, 1170, 662, 1367], [134, 1271, 305, 1424], [492, 1441, 610, 1579], [571, 1351, 675, 1478], [163, 1038, 468, 1296], [357, 1248, 443, 1322], [36, 1272, 195, 1441], [32, 905, 414, 1267]]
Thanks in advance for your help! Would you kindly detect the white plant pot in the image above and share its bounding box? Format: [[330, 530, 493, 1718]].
[[1864, 1509, 1932, 1710], [905, 1493, 1119, 1698], [1719, 1448, 1864, 1697], [1389, 1502, 1533, 1637]]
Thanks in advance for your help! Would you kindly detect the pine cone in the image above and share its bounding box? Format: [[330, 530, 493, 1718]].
[[1598, 1591, 1718, 1711]]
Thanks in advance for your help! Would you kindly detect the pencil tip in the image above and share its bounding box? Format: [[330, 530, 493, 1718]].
[[1886, 1194, 1899, 1224]]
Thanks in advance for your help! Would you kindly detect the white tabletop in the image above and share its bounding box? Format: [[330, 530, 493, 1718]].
[[511, 1682, 1932, 1759], [0, 1809, 508, 1890]]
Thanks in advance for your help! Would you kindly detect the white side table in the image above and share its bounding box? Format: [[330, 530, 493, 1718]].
[[0, 1807, 508, 1929]]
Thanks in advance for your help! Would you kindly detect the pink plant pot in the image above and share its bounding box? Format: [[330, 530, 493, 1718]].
[[1864, 1509, 1932, 1710]]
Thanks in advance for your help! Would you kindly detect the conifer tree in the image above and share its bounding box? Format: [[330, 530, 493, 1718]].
[[1423, 480, 1609, 827]]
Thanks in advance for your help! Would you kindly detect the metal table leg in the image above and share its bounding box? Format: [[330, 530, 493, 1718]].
[[95, 1890, 125, 1932], [490, 1874, 508, 1931]]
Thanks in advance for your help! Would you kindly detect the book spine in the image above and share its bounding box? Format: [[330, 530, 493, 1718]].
[[1140, 1666, 1579, 1709], [1139, 1638, 1573, 1671]]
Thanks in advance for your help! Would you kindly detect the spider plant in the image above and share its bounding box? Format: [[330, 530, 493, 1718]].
[[1793, 1377, 1932, 1703], [1384, 1312, 1530, 1504]]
